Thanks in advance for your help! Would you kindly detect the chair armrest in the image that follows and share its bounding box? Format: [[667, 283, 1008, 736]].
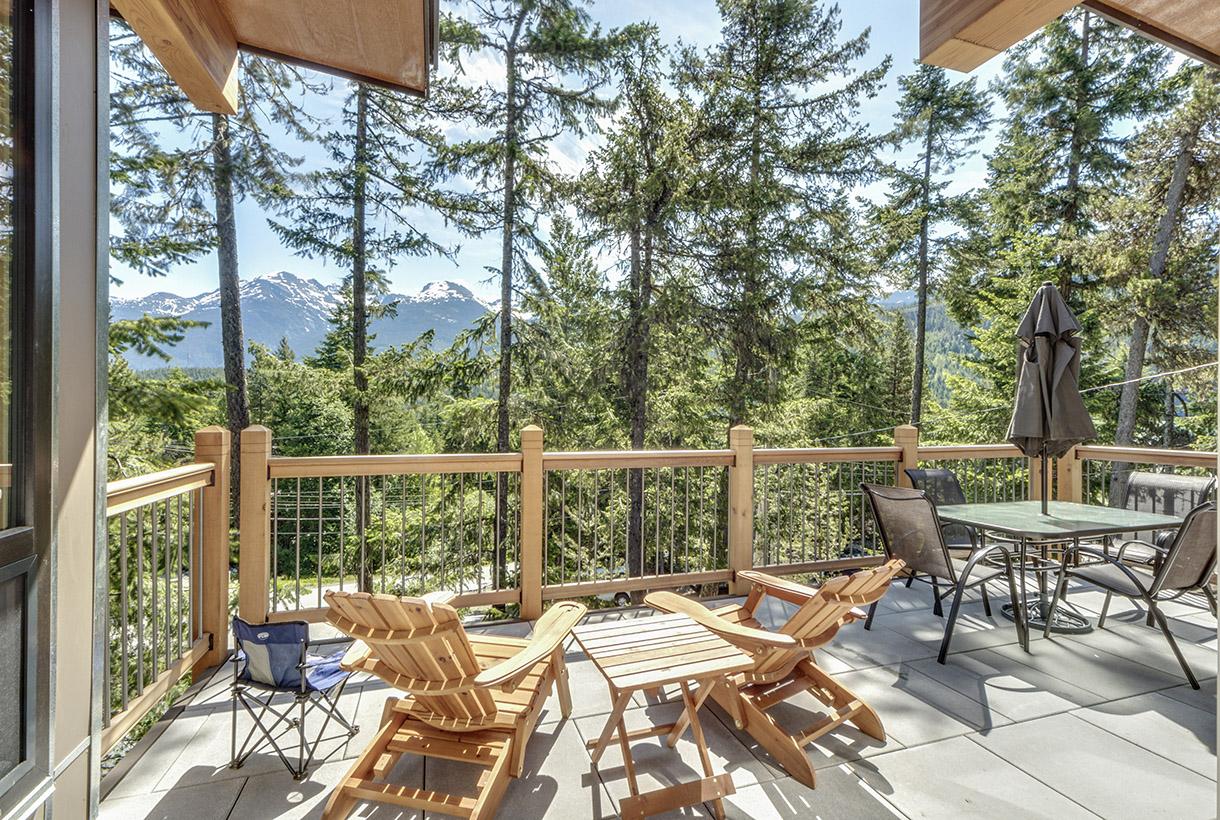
[[307, 635, 354, 651], [473, 601, 587, 691], [736, 570, 818, 607], [1062, 545, 1153, 591], [645, 591, 798, 654], [1116, 539, 1167, 563], [338, 640, 372, 672], [421, 590, 457, 606]]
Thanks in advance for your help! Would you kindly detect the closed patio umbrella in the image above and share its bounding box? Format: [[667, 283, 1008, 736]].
[[1007, 281, 1096, 514]]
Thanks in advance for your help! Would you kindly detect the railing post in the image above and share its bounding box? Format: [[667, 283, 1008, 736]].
[[194, 426, 230, 672], [239, 425, 272, 623], [519, 425, 544, 621], [1029, 456, 1044, 501], [894, 425, 919, 487], [728, 425, 754, 594], [1056, 446, 1082, 503]]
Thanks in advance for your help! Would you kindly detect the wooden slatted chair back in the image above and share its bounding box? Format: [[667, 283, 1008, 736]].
[[752, 559, 904, 680], [325, 591, 497, 723]]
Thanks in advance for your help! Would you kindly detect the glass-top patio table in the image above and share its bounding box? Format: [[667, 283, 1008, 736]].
[[935, 500, 1186, 652]]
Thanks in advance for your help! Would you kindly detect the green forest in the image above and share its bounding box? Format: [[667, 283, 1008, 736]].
[[108, 1, 1220, 480]]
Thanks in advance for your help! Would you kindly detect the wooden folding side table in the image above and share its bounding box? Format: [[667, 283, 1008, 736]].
[[572, 613, 755, 820]]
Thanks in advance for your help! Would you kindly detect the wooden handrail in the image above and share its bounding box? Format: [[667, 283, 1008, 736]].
[[916, 443, 1025, 459], [1074, 445, 1217, 470], [543, 449, 735, 470], [754, 446, 902, 465], [268, 452, 524, 478], [106, 462, 216, 516]]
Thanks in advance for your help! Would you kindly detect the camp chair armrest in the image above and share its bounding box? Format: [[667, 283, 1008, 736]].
[[736, 570, 818, 606], [645, 591, 799, 653], [473, 601, 587, 691]]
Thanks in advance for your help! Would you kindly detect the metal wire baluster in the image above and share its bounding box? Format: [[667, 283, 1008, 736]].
[[337, 478, 346, 592], [270, 480, 278, 610], [317, 478, 324, 607], [698, 466, 705, 571], [608, 468, 615, 575], [149, 500, 160, 679], [135, 506, 146, 694], [683, 467, 690, 572], [593, 469, 601, 578], [293, 478, 303, 608], [163, 500, 172, 673], [192, 490, 201, 638], [558, 474, 566, 584], [655, 469, 661, 575], [477, 474, 485, 591], [176, 493, 184, 660], [399, 475, 408, 594], [576, 476, 584, 582], [420, 475, 427, 592], [459, 473, 467, 592], [119, 514, 130, 711], [669, 468, 676, 574]]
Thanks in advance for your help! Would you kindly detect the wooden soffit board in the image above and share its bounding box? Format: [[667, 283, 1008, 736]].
[[112, 0, 437, 115], [920, 0, 1079, 71], [921, 0, 1220, 72], [1080, 0, 1220, 69]]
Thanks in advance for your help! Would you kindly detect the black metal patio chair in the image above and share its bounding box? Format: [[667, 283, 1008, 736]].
[[1044, 501, 1217, 689], [861, 483, 1021, 664], [1109, 471, 1216, 568], [230, 617, 359, 780]]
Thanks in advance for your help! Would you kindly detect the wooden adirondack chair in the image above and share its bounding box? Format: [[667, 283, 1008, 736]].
[[645, 559, 905, 789], [321, 590, 586, 820]]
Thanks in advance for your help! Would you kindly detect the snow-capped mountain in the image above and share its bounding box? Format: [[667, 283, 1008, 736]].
[[110, 271, 492, 370]]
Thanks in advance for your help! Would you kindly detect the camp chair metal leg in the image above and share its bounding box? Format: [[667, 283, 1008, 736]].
[[1204, 585, 1217, 616], [1149, 602, 1200, 690], [1098, 591, 1113, 629]]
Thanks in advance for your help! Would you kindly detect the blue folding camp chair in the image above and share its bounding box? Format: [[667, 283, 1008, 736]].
[[229, 617, 359, 780]]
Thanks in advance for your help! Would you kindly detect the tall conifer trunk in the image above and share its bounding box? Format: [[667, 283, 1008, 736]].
[[911, 112, 935, 426], [212, 113, 250, 516], [625, 217, 652, 579], [1110, 99, 1201, 502], [495, 10, 527, 591], [1060, 11, 1091, 303], [353, 84, 372, 590]]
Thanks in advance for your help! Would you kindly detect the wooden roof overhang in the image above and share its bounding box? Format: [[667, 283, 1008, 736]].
[[921, 0, 1220, 72], [110, 0, 440, 114]]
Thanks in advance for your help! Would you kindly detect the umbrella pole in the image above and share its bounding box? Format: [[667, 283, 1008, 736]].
[[1041, 452, 1049, 515]]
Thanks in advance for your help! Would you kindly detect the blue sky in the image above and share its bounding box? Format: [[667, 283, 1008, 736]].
[[110, 0, 1005, 302]]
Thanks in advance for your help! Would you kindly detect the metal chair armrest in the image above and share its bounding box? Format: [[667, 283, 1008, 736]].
[[1062, 545, 1152, 592], [1115, 539, 1167, 563]]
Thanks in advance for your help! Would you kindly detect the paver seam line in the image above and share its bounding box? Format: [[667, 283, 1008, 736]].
[[963, 716, 1209, 819], [1065, 697, 1219, 782], [955, 733, 1108, 820], [223, 774, 251, 820]]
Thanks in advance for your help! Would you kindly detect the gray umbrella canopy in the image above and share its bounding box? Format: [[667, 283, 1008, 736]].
[[1007, 281, 1097, 460]]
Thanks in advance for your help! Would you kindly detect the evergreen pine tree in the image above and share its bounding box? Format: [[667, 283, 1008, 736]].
[[875, 63, 989, 426], [678, 0, 889, 429]]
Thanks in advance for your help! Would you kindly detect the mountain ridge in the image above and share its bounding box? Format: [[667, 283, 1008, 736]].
[[111, 271, 493, 370]]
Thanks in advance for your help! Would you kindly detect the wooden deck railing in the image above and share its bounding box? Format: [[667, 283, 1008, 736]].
[[102, 427, 230, 754], [101, 421, 1216, 753]]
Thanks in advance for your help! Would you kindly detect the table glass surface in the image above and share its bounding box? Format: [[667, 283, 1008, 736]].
[[936, 500, 1185, 539]]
